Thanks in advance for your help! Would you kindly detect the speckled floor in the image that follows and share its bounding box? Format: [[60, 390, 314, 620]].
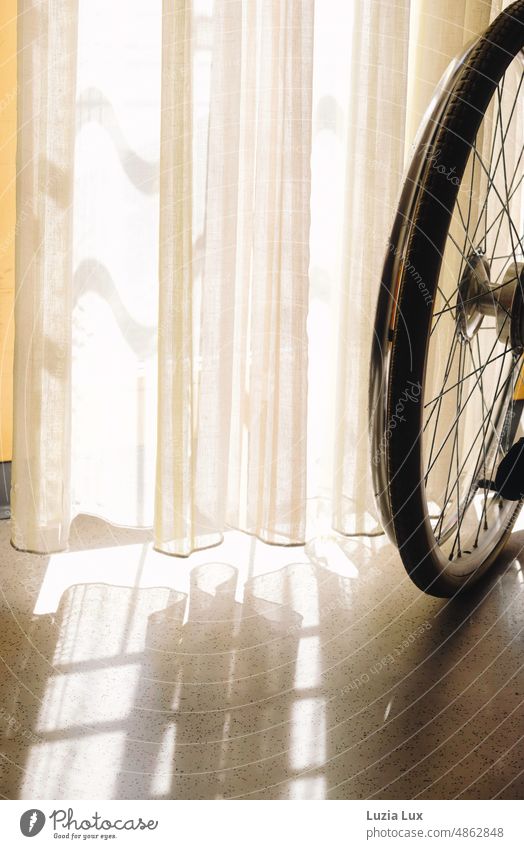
[[1, 515, 524, 799]]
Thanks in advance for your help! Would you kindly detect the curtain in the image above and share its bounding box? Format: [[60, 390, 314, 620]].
[[332, 0, 411, 535], [331, 0, 513, 536], [11, 0, 511, 556], [156, 0, 313, 555], [12, 0, 79, 552], [13, 0, 161, 553]]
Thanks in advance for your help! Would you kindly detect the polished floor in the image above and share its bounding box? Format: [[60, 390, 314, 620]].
[[1, 515, 524, 799]]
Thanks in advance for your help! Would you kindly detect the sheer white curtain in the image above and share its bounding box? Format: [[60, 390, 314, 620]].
[[330, 0, 513, 536], [156, 0, 313, 554], [13, 0, 80, 552], [332, 0, 411, 536], [11, 0, 511, 556], [12, 0, 313, 555], [13, 0, 161, 552]]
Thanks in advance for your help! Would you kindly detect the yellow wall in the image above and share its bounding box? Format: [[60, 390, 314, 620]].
[[0, 1, 16, 462]]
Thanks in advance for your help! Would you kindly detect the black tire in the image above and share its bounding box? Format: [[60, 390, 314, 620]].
[[386, 2, 524, 596]]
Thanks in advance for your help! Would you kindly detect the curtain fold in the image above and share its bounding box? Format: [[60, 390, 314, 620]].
[[155, 0, 196, 554], [12, 0, 78, 552], [332, 0, 507, 537], [13, 0, 161, 554], [155, 0, 314, 555], [333, 0, 411, 535]]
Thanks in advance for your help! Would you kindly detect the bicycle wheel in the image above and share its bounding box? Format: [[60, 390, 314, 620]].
[[370, 2, 524, 596]]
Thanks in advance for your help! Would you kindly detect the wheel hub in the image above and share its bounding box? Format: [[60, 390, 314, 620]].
[[457, 251, 524, 350]]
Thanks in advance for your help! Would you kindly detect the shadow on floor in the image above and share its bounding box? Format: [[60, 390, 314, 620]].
[[1, 528, 524, 799]]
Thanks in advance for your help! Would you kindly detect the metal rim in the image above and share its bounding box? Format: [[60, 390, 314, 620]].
[[421, 50, 524, 577], [369, 37, 481, 543]]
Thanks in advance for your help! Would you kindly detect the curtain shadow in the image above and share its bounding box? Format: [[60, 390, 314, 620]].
[[115, 563, 304, 799], [73, 259, 156, 359], [76, 88, 159, 194], [5, 534, 522, 799], [0, 545, 424, 799]]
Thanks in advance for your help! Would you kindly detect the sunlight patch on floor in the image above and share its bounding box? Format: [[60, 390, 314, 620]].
[[33, 531, 314, 617]]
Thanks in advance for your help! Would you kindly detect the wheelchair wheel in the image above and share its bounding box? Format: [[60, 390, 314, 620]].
[[370, 2, 524, 596]]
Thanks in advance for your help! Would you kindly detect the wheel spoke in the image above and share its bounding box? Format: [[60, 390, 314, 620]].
[[384, 41, 524, 579]]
